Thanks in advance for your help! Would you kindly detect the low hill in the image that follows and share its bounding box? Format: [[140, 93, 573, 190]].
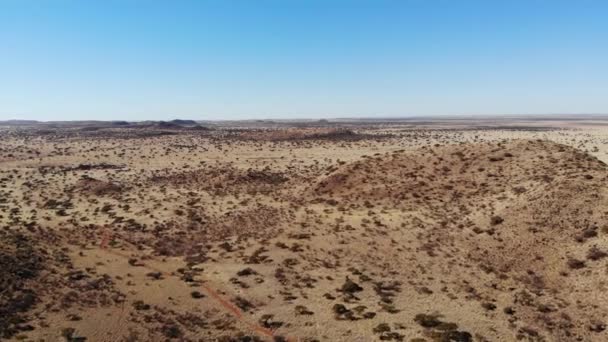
[[309, 140, 608, 340]]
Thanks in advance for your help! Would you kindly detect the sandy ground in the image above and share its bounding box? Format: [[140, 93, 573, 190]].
[[1, 118, 608, 341]]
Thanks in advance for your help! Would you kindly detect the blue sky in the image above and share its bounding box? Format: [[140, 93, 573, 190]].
[[1, 0, 607, 121]]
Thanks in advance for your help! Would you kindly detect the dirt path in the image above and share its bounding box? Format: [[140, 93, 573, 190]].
[[99, 229, 296, 341]]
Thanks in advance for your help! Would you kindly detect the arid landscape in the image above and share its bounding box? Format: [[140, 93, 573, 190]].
[[2, 116, 608, 342]]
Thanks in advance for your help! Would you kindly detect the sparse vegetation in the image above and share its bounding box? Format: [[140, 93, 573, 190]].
[[1, 122, 607, 341]]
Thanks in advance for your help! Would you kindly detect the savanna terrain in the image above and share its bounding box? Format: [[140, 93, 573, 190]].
[[1, 116, 608, 342]]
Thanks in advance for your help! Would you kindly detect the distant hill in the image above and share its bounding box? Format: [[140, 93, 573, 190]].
[[110, 121, 130, 126], [169, 119, 198, 126], [0, 120, 40, 125]]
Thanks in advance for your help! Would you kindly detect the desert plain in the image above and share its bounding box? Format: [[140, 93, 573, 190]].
[[1, 116, 608, 341]]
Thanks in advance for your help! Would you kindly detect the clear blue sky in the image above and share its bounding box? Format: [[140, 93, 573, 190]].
[[1, 0, 607, 121]]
